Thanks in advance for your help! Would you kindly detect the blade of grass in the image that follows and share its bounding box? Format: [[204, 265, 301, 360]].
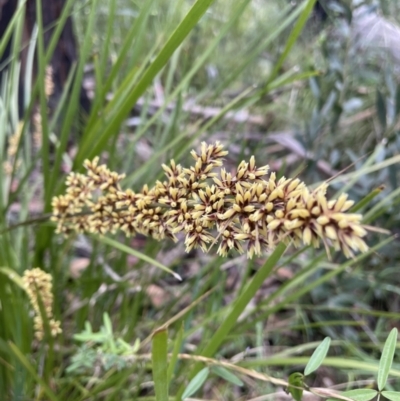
[[94, 235, 182, 281], [35, 0, 52, 203], [200, 241, 285, 358], [362, 185, 400, 224], [243, 236, 395, 329], [152, 329, 169, 401], [350, 185, 385, 213], [7, 342, 58, 401], [167, 323, 184, 385], [47, 0, 100, 205], [238, 253, 326, 331], [74, 0, 217, 167], [214, 1, 305, 95], [175, 243, 287, 400], [241, 356, 400, 377], [84, 0, 156, 135], [264, 0, 317, 89], [118, 0, 253, 173], [125, 85, 255, 187], [0, 1, 26, 62]]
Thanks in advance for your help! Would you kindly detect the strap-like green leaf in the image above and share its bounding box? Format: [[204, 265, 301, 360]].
[[378, 327, 398, 391], [212, 366, 244, 387], [0, 267, 24, 288], [8, 342, 58, 401], [326, 388, 377, 401], [152, 329, 169, 401], [95, 235, 182, 280], [167, 323, 184, 384], [75, 0, 216, 167]]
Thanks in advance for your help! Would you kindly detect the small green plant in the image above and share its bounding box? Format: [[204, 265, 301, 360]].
[[67, 313, 140, 376], [325, 328, 399, 401], [2, 0, 400, 399], [287, 329, 400, 401]]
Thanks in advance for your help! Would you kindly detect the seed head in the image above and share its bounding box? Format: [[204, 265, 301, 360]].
[[52, 142, 373, 259]]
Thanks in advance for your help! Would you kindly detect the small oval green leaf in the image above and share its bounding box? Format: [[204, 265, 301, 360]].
[[326, 388, 377, 401], [304, 337, 331, 376], [182, 367, 209, 400], [287, 372, 304, 401], [211, 366, 244, 386], [378, 327, 398, 391], [382, 391, 400, 401]]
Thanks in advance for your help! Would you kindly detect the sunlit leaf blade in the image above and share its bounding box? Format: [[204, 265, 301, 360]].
[[167, 323, 184, 384], [326, 389, 378, 401], [75, 0, 216, 166], [351, 186, 384, 213], [7, 342, 58, 401], [95, 235, 182, 280], [211, 366, 244, 387], [378, 327, 398, 391], [265, 0, 317, 88], [304, 337, 331, 376], [152, 329, 169, 401], [182, 367, 210, 400], [382, 391, 400, 401]]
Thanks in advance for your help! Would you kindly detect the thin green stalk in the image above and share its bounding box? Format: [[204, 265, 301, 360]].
[[263, 0, 317, 89], [48, 0, 100, 204], [241, 236, 395, 330], [175, 243, 287, 400], [202, 242, 287, 357]]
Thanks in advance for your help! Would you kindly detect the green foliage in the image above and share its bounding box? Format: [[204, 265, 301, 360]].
[[1, 0, 400, 400], [152, 329, 169, 401], [304, 336, 331, 376], [67, 313, 140, 376], [287, 372, 304, 401], [378, 328, 398, 391]]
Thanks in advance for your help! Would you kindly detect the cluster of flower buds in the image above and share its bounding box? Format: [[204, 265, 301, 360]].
[[22, 268, 62, 340], [52, 142, 370, 259]]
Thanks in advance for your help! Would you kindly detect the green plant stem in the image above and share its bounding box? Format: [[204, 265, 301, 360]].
[[176, 242, 287, 400], [203, 242, 287, 357]]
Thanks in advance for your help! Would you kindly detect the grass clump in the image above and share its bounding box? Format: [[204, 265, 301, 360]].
[[1, 0, 400, 399]]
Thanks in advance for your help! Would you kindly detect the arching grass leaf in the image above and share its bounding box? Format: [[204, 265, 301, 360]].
[[212, 366, 244, 387]]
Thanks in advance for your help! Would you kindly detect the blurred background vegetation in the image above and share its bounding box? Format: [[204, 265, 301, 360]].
[[1, 0, 400, 399]]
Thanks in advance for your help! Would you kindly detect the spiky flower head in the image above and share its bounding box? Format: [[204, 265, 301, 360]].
[[22, 268, 62, 340], [52, 142, 371, 259]]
